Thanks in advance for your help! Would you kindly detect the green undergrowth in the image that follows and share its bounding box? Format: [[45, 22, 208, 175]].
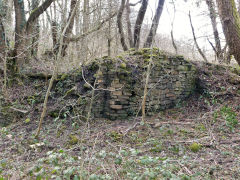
[[0, 50, 240, 179]]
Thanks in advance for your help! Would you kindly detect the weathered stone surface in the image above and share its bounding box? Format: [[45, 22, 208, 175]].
[[82, 48, 198, 120], [112, 91, 122, 96], [110, 105, 122, 110]]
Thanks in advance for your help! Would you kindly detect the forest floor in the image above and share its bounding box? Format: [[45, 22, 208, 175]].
[[0, 62, 240, 180]]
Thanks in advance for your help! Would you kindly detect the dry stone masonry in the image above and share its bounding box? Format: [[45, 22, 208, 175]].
[[0, 48, 197, 125], [88, 48, 197, 120]]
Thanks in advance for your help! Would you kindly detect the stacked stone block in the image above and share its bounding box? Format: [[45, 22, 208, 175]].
[[90, 49, 197, 120]]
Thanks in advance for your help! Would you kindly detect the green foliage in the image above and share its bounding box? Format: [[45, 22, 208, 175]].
[[120, 63, 127, 69], [169, 145, 180, 154], [150, 143, 163, 153], [108, 131, 123, 142], [25, 118, 30, 123], [68, 135, 79, 145], [214, 105, 238, 131], [189, 142, 201, 153], [0, 127, 9, 137], [220, 106, 238, 131]]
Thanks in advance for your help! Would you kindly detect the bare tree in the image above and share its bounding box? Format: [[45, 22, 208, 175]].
[[188, 11, 208, 62], [81, 0, 90, 61], [13, 0, 55, 70], [216, 0, 240, 65], [126, 0, 134, 48], [133, 0, 148, 49], [117, 0, 128, 51], [29, 0, 40, 57], [36, 0, 79, 138], [169, 0, 178, 54], [144, 0, 165, 48], [205, 0, 222, 62], [107, 0, 113, 56]]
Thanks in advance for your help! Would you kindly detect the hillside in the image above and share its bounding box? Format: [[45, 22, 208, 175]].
[[0, 50, 240, 179]]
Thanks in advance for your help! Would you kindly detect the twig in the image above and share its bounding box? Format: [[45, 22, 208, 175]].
[[35, 0, 79, 138], [81, 67, 123, 92], [10, 107, 28, 114], [123, 122, 140, 135], [152, 121, 194, 128]]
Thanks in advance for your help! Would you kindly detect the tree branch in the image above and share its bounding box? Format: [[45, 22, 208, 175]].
[[26, 0, 55, 32], [189, 11, 208, 62], [68, 12, 117, 42], [129, 0, 142, 6]]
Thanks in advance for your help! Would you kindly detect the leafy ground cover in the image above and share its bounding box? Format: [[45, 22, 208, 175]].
[[0, 63, 240, 180]]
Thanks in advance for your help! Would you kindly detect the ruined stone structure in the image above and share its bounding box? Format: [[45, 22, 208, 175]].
[[88, 48, 197, 120], [0, 49, 197, 126]]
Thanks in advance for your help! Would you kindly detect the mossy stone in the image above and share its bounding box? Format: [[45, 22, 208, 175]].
[[189, 142, 201, 153], [68, 135, 79, 145], [83, 83, 91, 89], [25, 118, 30, 123], [120, 63, 127, 69]]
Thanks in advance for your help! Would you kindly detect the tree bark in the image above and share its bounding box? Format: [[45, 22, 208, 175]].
[[26, 0, 55, 33], [117, 0, 128, 51], [0, 2, 7, 55], [238, 0, 240, 15], [81, 0, 90, 61], [205, 0, 222, 62], [126, 0, 134, 48], [107, 0, 113, 56], [30, 0, 40, 57], [13, 0, 26, 67], [62, 0, 77, 56], [133, 0, 148, 49], [13, 0, 55, 70], [75, 0, 81, 59], [216, 0, 240, 65], [144, 0, 165, 48]]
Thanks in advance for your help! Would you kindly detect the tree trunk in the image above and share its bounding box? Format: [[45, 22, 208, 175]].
[[3, 0, 13, 42], [238, 0, 240, 15], [62, 0, 77, 56], [107, 0, 113, 56], [13, 0, 55, 70], [81, 0, 90, 61], [0, 20, 5, 53], [30, 0, 40, 57], [205, 0, 222, 62], [216, 0, 240, 65], [126, 0, 134, 48], [13, 0, 26, 67], [0, 1, 7, 55], [144, 0, 165, 48], [117, 0, 128, 51], [133, 0, 148, 49], [53, 0, 77, 57], [75, 0, 81, 60]]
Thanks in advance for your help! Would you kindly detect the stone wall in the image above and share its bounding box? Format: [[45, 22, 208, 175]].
[[0, 48, 197, 125], [89, 48, 197, 120]]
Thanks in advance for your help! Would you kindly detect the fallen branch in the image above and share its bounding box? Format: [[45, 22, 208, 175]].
[[123, 122, 140, 135], [152, 121, 194, 128], [10, 107, 28, 114]]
